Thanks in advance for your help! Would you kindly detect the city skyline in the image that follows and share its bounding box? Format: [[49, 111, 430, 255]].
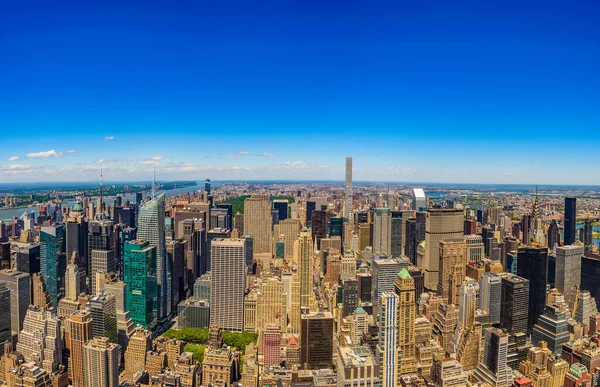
[[2, 1, 599, 184]]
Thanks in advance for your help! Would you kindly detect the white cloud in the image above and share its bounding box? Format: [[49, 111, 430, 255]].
[[232, 151, 278, 158], [26, 149, 77, 158], [231, 151, 249, 158], [8, 156, 19, 161], [141, 156, 163, 165], [262, 152, 277, 157], [105, 136, 115, 140], [95, 158, 124, 164]]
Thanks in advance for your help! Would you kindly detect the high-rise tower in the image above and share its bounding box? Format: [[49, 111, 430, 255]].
[[296, 229, 313, 309], [564, 197, 576, 246], [137, 193, 169, 320], [345, 157, 353, 219]]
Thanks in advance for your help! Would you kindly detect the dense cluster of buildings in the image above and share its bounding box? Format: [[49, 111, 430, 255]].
[[0, 158, 599, 387]]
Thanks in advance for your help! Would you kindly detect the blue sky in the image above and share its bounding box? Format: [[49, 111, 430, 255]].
[[1, 1, 599, 184]]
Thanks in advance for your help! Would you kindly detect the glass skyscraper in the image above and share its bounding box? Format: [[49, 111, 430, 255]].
[[123, 240, 157, 329], [137, 193, 169, 320], [40, 225, 65, 307]]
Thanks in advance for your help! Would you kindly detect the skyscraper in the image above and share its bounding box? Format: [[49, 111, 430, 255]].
[[345, 157, 353, 219], [40, 225, 65, 307], [263, 324, 281, 369], [210, 238, 246, 332], [67, 311, 92, 387], [500, 274, 530, 334], [390, 211, 404, 258], [371, 257, 405, 318], [373, 208, 392, 257], [424, 209, 464, 289], [377, 292, 399, 387], [83, 337, 119, 387], [137, 193, 169, 319], [0, 269, 31, 336], [16, 306, 62, 373], [243, 194, 272, 255], [472, 328, 512, 387], [89, 293, 118, 344], [531, 305, 570, 355], [123, 240, 157, 329], [300, 311, 333, 370], [411, 188, 426, 211], [297, 229, 313, 309], [480, 272, 502, 325], [554, 245, 583, 296], [273, 200, 289, 221], [547, 219, 560, 249], [394, 269, 417, 375], [342, 278, 359, 318], [564, 197, 577, 246], [0, 283, 10, 348], [437, 238, 467, 302], [517, 247, 548, 333], [87, 219, 114, 292]]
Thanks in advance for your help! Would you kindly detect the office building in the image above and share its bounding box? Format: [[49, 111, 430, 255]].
[[0, 283, 10, 348], [297, 230, 313, 309], [547, 220, 560, 249], [465, 234, 484, 263], [342, 278, 359, 318], [517, 247, 548, 333], [263, 324, 281, 369], [124, 328, 152, 379], [564, 198, 577, 246], [501, 274, 530, 334], [372, 258, 405, 318], [0, 269, 30, 336], [178, 298, 210, 328], [16, 306, 62, 373], [83, 337, 119, 387], [88, 219, 115, 292], [431, 358, 468, 387], [373, 208, 392, 257], [137, 193, 169, 320], [279, 219, 301, 261], [210, 238, 246, 332], [412, 188, 426, 211], [66, 310, 91, 386], [472, 328, 512, 387], [273, 200, 289, 221], [243, 194, 273, 255], [193, 272, 211, 300], [394, 269, 417, 375], [300, 311, 333, 370], [123, 240, 158, 329], [40, 225, 65, 307], [89, 293, 118, 344], [336, 346, 381, 387], [531, 305, 570, 355], [480, 272, 502, 325], [311, 205, 329, 249], [555, 245, 583, 296], [6, 362, 53, 386], [437, 238, 466, 302], [91, 249, 116, 295], [345, 157, 353, 218], [424, 209, 464, 289]]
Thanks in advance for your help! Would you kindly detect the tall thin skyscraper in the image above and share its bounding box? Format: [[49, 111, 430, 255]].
[[394, 269, 417, 375], [243, 194, 272, 255], [377, 292, 399, 387], [137, 193, 169, 320], [88, 219, 115, 293], [345, 157, 353, 219], [479, 272, 501, 325], [373, 208, 392, 257], [210, 238, 246, 332], [564, 197, 577, 246], [296, 230, 313, 309]]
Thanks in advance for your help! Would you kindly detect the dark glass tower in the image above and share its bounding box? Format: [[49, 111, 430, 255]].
[[564, 197, 576, 246], [547, 219, 560, 248], [516, 246, 548, 333], [391, 211, 403, 258]]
